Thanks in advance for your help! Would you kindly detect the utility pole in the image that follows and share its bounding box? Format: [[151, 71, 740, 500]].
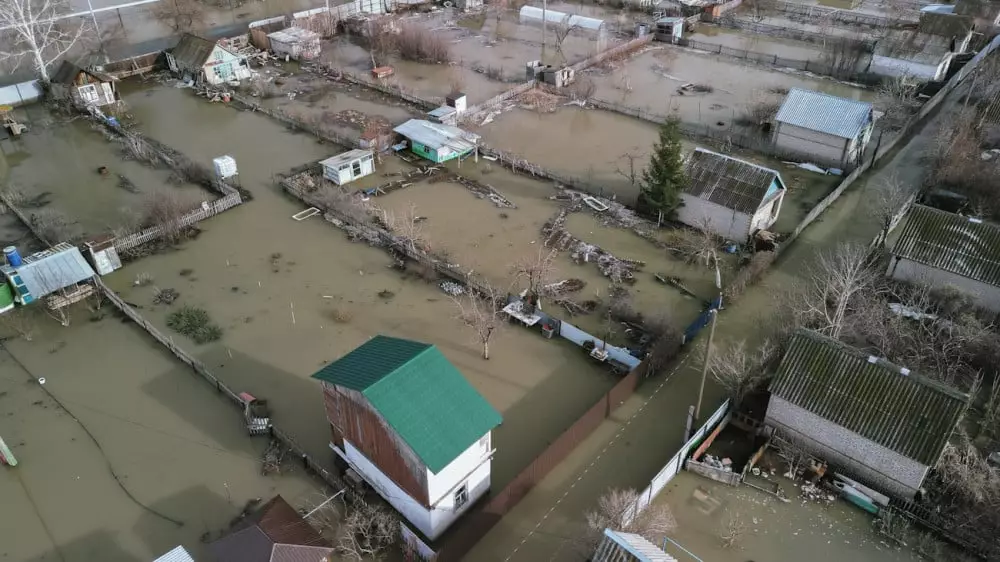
[[694, 257, 722, 423], [541, 0, 547, 64]]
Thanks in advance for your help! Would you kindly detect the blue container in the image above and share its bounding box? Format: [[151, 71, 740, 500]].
[[3, 246, 22, 267]]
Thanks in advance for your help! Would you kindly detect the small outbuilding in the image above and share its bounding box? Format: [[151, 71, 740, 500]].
[[267, 27, 322, 61], [166, 33, 254, 85], [393, 119, 480, 163], [773, 88, 874, 169], [871, 27, 972, 81], [152, 545, 195, 562], [766, 329, 969, 500], [677, 148, 786, 242], [0, 243, 96, 306], [313, 335, 502, 541], [320, 149, 375, 186], [50, 61, 118, 110], [887, 205, 1000, 312], [210, 495, 333, 562]]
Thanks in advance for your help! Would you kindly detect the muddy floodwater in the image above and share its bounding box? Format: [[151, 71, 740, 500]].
[[690, 25, 853, 61], [584, 48, 873, 127], [0, 314, 322, 562], [1, 106, 210, 240], [109, 83, 619, 492]]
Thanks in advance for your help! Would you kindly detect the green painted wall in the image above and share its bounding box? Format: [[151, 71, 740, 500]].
[[408, 140, 473, 164]]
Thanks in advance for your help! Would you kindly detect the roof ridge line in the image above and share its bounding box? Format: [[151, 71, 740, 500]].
[[693, 147, 780, 176], [792, 329, 969, 402], [364, 340, 435, 394]]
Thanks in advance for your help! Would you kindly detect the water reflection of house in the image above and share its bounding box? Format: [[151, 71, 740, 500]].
[[50, 61, 119, 110], [166, 33, 254, 85], [593, 529, 678, 561], [773, 88, 874, 169], [677, 148, 785, 242], [393, 119, 480, 163], [765, 329, 969, 500], [209, 495, 333, 562], [887, 205, 1000, 313], [312, 335, 502, 541]]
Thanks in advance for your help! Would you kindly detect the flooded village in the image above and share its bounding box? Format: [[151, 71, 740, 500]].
[[1, 0, 999, 560]]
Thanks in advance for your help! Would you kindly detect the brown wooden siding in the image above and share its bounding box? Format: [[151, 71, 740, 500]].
[[323, 384, 429, 506]]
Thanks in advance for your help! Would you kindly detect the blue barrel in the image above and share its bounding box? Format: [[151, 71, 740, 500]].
[[3, 246, 22, 267]]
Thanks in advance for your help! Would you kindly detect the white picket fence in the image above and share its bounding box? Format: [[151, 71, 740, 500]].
[[113, 191, 243, 253], [625, 399, 731, 525]]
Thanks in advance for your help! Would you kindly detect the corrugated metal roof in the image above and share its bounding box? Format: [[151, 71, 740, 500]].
[[770, 329, 969, 465], [172, 33, 218, 69], [211, 496, 331, 562], [211, 526, 273, 562], [684, 148, 782, 214], [393, 119, 479, 154], [312, 335, 502, 472], [14, 243, 95, 299], [319, 149, 373, 169], [267, 27, 321, 43], [271, 544, 334, 562], [892, 205, 1000, 287], [594, 529, 677, 562], [152, 546, 195, 562], [775, 88, 873, 139]]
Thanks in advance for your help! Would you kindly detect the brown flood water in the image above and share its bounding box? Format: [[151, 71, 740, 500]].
[[1, 106, 209, 240], [0, 313, 321, 562], [113, 83, 618, 493]]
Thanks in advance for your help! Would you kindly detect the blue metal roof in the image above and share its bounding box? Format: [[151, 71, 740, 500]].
[[393, 119, 479, 154], [6, 243, 95, 299], [775, 88, 873, 139]]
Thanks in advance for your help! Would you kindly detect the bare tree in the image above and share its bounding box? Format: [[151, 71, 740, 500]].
[[153, 0, 203, 33], [875, 73, 922, 133], [142, 188, 198, 243], [742, 89, 781, 127], [585, 488, 677, 550], [773, 434, 812, 480], [379, 204, 426, 256], [337, 494, 399, 560], [664, 218, 719, 267], [452, 277, 506, 360], [0, 307, 36, 341], [709, 339, 777, 408], [743, 0, 774, 23], [30, 207, 77, 243], [980, 379, 1000, 437], [869, 172, 912, 246], [512, 247, 557, 299], [612, 150, 642, 189], [567, 76, 597, 102], [0, 0, 87, 82], [793, 242, 878, 339], [550, 17, 579, 65]]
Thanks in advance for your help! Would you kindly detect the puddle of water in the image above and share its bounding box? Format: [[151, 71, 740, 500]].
[[2, 107, 210, 240], [0, 314, 320, 561]]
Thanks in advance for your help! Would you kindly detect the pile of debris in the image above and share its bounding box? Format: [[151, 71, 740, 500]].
[[440, 281, 465, 296], [517, 88, 563, 114], [799, 482, 837, 505], [551, 187, 658, 241], [700, 454, 734, 472], [446, 174, 517, 209], [543, 209, 644, 283]]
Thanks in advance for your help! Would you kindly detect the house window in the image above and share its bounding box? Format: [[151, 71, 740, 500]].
[[352, 160, 362, 177], [77, 84, 100, 104], [454, 483, 468, 509]]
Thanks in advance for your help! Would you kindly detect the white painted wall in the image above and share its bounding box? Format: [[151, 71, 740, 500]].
[[871, 54, 949, 81], [339, 432, 494, 540], [323, 154, 375, 186], [426, 432, 494, 538], [340, 441, 434, 538], [887, 256, 1000, 312], [749, 192, 783, 233], [677, 194, 752, 241]]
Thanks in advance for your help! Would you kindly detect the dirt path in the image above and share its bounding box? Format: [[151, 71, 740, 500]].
[[462, 50, 966, 562]]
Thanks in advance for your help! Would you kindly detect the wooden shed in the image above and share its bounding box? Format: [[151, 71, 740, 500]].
[[320, 149, 375, 186], [50, 61, 118, 110]]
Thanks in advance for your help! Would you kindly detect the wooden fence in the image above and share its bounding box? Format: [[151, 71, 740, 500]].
[[465, 81, 537, 121], [99, 51, 162, 78], [569, 34, 654, 72], [715, 17, 877, 49], [113, 191, 244, 253], [767, 0, 911, 26], [230, 92, 361, 149], [91, 277, 346, 492]]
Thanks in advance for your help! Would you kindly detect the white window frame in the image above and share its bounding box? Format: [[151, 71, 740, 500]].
[[351, 160, 362, 177], [77, 84, 100, 103], [454, 483, 468, 509]]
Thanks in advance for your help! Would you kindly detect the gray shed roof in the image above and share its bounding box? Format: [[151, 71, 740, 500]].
[[770, 329, 969, 465], [172, 33, 220, 69], [267, 27, 321, 44], [14, 243, 95, 299], [393, 119, 479, 154], [319, 149, 373, 169], [152, 546, 195, 562], [684, 148, 783, 214], [775, 88, 873, 139], [593, 529, 677, 562], [874, 30, 955, 63], [892, 205, 1000, 287]]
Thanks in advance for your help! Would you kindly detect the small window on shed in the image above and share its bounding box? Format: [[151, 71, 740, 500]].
[[77, 84, 100, 103], [454, 483, 468, 509], [352, 160, 362, 176]]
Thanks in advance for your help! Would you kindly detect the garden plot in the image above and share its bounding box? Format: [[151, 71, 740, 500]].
[[582, 48, 873, 132], [3, 106, 211, 242], [115, 82, 618, 491]]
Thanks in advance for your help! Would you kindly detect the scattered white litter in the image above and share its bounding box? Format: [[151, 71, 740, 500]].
[[784, 161, 828, 174], [440, 281, 465, 296]]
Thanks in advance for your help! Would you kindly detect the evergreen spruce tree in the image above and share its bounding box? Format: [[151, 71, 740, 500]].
[[640, 116, 688, 218]]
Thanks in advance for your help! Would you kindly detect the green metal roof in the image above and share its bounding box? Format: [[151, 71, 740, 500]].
[[892, 205, 1000, 288], [770, 329, 969, 465], [312, 335, 502, 473]]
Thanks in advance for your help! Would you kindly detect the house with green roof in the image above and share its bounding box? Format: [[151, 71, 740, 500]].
[[312, 335, 502, 541], [888, 205, 1000, 313], [765, 329, 969, 500]]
